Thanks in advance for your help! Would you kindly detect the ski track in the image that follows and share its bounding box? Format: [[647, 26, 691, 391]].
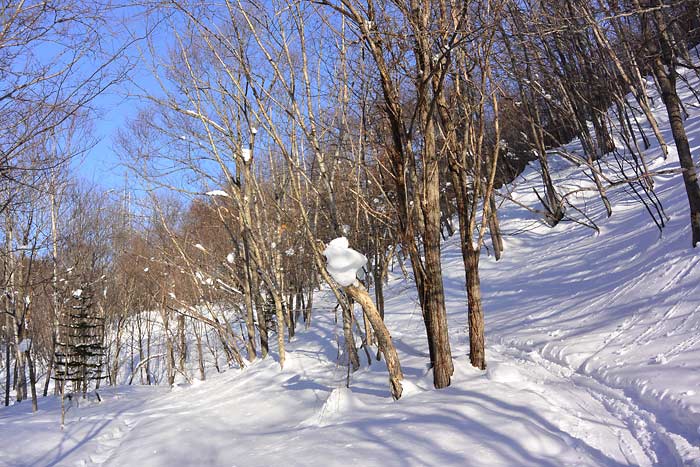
[[499, 341, 688, 466], [79, 417, 136, 467]]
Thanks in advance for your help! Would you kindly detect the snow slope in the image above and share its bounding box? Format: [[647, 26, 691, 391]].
[[0, 298, 682, 467], [3, 57, 700, 467]]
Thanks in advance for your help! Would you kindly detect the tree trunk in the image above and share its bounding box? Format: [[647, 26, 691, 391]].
[[304, 289, 313, 329], [146, 317, 152, 385], [43, 336, 55, 397], [162, 311, 175, 386], [654, 61, 700, 246], [252, 278, 269, 358], [178, 314, 187, 377], [488, 194, 503, 260], [346, 283, 403, 400], [137, 313, 145, 384], [272, 292, 286, 369], [242, 247, 258, 361], [287, 294, 295, 339], [15, 332, 27, 403], [111, 316, 125, 385], [194, 322, 205, 380], [4, 336, 10, 406], [421, 160, 454, 388], [341, 293, 360, 372], [465, 248, 486, 370], [26, 348, 38, 412]]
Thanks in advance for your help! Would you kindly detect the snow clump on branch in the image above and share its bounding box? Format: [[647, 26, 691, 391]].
[[323, 237, 367, 287]]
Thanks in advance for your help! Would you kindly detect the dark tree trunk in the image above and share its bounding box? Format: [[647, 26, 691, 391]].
[[287, 294, 295, 339], [4, 338, 10, 406], [178, 314, 186, 376], [655, 61, 700, 246], [43, 335, 55, 397], [26, 349, 38, 412], [253, 279, 269, 358], [304, 289, 313, 329], [488, 194, 503, 260], [242, 254, 257, 361], [465, 249, 486, 369], [373, 266, 385, 321], [342, 293, 360, 372]]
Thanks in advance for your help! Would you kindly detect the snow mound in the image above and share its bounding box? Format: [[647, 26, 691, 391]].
[[299, 387, 367, 428], [398, 379, 425, 397], [486, 362, 524, 384], [322, 237, 367, 287]]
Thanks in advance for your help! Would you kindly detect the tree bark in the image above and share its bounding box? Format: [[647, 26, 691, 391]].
[[4, 334, 10, 406], [346, 283, 403, 400], [253, 280, 269, 358], [26, 348, 38, 412], [43, 336, 55, 397], [178, 314, 187, 376], [465, 249, 486, 370], [654, 60, 700, 246]]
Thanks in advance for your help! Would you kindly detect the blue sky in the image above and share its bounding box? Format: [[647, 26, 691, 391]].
[[69, 6, 166, 192], [73, 93, 132, 189]]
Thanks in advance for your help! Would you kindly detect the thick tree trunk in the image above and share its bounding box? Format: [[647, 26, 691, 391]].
[[253, 279, 269, 358], [341, 293, 360, 372], [346, 283, 403, 400], [655, 62, 700, 246], [422, 159, 454, 389], [242, 248, 257, 361], [465, 249, 486, 369]]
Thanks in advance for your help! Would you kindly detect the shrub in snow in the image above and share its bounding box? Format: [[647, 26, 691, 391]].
[[323, 237, 367, 287]]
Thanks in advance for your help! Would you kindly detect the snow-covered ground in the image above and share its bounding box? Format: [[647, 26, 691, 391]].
[[3, 58, 700, 467]]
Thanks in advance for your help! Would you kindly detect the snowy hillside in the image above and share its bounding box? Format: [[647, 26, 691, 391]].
[[3, 61, 700, 467]]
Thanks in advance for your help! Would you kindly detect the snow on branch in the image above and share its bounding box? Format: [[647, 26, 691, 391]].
[[323, 237, 367, 287]]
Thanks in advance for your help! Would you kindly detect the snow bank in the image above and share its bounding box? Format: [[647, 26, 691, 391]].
[[299, 387, 367, 427]]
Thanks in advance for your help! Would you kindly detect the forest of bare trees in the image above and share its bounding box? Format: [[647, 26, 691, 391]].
[[2, 0, 700, 410]]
